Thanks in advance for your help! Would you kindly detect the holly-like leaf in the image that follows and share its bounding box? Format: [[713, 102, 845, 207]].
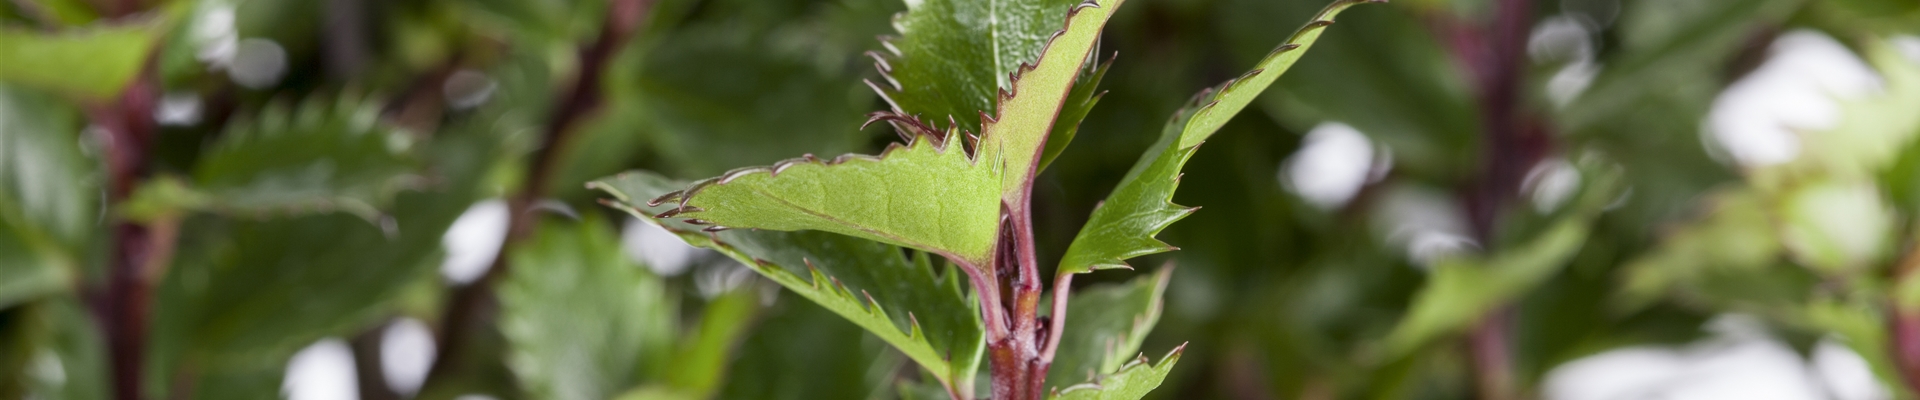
[[640, 0, 1125, 265], [1057, 0, 1379, 275], [0, 21, 164, 100], [1045, 266, 1169, 390], [871, 0, 1089, 135], [500, 218, 676, 400], [187, 95, 421, 219], [593, 172, 985, 398], [1049, 345, 1185, 400], [642, 137, 1001, 265], [0, 86, 97, 309]]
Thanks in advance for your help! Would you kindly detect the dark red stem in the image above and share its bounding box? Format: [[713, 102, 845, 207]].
[[92, 45, 163, 400], [1432, 0, 1541, 398], [418, 0, 652, 390]]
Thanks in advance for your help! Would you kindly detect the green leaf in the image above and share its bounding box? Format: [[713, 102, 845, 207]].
[[1382, 218, 1589, 357], [0, 86, 97, 309], [642, 137, 1001, 265], [148, 103, 511, 393], [662, 285, 760, 398], [872, 0, 1090, 135], [638, 0, 1126, 265], [969, 0, 1124, 202], [1049, 345, 1185, 400], [500, 218, 676, 400], [1046, 267, 1169, 390], [593, 171, 986, 397], [1037, 55, 1113, 173], [1057, 0, 1378, 275], [190, 95, 421, 219], [0, 22, 164, 100]]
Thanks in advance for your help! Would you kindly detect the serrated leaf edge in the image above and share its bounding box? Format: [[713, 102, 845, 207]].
[[593, 186, 983, 394]]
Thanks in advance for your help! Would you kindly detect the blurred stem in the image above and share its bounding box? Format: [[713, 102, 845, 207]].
[[1890, 242, 1920, 392], [418, 0, 654, 392], [92, 47, 166, 400], [1434, 0, 1542, 397], [352, 324, 403, 400], [1469, 309, 1518, 400]]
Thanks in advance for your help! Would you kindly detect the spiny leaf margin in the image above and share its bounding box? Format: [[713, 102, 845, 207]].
[[1056, 0, 1383, 275], [592, 171, 985, 398], [1049, 344, 1187, 400]]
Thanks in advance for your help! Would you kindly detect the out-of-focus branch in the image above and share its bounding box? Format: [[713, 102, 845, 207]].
[[418, 0, 654, 390], [1428, 0, 1544, 398], [92, 52, 166, 400], [352, 324, 403, 400]]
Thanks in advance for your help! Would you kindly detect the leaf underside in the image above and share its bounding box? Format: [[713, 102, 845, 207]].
[[593, 172, 985, 395], [1056, 0, 1382, 275], [1049, 345, 1186, 400]]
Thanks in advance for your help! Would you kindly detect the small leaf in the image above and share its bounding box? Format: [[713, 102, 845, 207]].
[[0, 21, 163, 100], [1046, 266, 1170, 390], [193, 95, 421, 219], [593, 171, 985, 396], [1049, 344, 1185, 400], [1057, 0, 1379, 275], [500, 218, 676, 400]]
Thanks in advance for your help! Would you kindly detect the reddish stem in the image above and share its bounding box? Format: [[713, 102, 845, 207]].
[[1431, 0, 1539, 397], [419, 0, 652, 390], [94, 58, 162, 400]]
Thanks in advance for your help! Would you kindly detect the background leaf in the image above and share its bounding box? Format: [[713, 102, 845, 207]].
[[0, 21, 163, 100], [0, 86, 97, 309], [499, 217, 676, 400]]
